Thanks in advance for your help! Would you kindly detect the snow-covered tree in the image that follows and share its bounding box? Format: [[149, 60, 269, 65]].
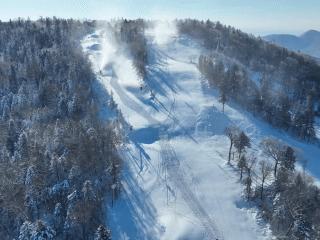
[[18, 221, 33, 240], [14, 131, 29, 161], [94, 225, 112, 240], [31, 220, 56, 240], [53, 202, 64, 237], [6, 119, 17, 156], [234, 131, 250, 160], [82, 180, 96, 202], [281, 146, 296, 172], [19, 220, 55, 240]]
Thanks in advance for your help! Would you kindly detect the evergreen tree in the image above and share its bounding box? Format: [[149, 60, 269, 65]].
[[53, 202, 64, 236], [31, 220, 56, 240], [234, 131, 250, 160], [6, 119, 17, 156], [94, 225, 112, 240], [281, 146, 296, 172], [18, 221, 33, 240], [14, 131, 29, 161]]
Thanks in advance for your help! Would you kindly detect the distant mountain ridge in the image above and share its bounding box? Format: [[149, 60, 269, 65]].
[[264, 30, 320, 58]]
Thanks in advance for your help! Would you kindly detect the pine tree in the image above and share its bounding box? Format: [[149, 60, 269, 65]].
[[234, 131, 250, 160], [9, 65, 18, 94], [82, 180, 96, 202], [6, 119, 17, 156], [94, 225, 112, 240], [19, 220, 55, 240], [31, 220, 56, 240], [281, 146, 296, 172], [14, 131, 29, 161], [18, 221, 33, 240]]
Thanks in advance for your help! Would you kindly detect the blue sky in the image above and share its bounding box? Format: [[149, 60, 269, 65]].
[[0, 0, 319, 35]]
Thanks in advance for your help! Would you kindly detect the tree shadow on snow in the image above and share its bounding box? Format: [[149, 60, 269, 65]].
[[92, 78, 117, 121], [200, 73, 320, 180], [106, 146, 161, 240], [146, 46, 182, 97]]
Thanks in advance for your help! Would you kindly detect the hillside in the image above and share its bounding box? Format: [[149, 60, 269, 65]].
[[1, 18, 320, 240], [83, 22, 272, 240], [0, 19, 121, 240], [179, 20, 320, 141], [83, 20, 320, 239], [264, 30, 320, 58]]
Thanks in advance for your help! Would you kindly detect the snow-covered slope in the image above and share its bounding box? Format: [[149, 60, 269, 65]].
[[82, 24, 274, 240], [82, 22, 320, 239]]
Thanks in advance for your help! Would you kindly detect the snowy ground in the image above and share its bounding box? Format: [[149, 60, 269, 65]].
[[80, 22, 320, 239]]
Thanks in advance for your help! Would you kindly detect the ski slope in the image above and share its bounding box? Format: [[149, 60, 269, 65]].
[[81, 24, 277, 240]]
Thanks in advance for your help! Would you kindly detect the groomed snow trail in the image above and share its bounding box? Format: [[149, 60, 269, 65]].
[[160, 140, 223, 240], [82, 25, 273, 240]]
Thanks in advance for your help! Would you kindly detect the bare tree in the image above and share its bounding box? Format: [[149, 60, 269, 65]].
[[246, 155, 256, 179], [219, 91, 227, 113], [245, 176, 252, 200], [224, 126, 240, 164], [260, 138, 284, 177], [238, 155, 247, 180], [259, 160, 272, 200]]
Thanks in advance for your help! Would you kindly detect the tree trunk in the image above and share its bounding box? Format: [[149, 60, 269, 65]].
[[228, 141, 233, 164], [274, 160, 278, 177], [260, 180, 264, 200]]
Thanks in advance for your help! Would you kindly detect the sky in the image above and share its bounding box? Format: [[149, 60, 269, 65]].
[[0, 0, 319, 35]]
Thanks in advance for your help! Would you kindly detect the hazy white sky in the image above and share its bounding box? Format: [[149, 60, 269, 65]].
[[0, 0, 319, 35]]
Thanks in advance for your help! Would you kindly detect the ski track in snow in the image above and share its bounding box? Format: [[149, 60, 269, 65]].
[[109, 75, 160, 125], [160, 140, 223, 240], [82, 26, 276, 240]]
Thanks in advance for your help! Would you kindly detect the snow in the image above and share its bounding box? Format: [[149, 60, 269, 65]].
[[49, 180, 69, 196], [146, 21, 178, 46], [82, 23, 280, 239], [195, 106, 231, 135]]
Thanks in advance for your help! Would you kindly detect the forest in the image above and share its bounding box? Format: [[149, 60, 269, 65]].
[[115, 19, 148, 79], [178, 19, 320, 239], [178, 19, 320, 141], [0, 18, 121, 239], [1, 17, 320, 240], [224, 126, 320, 239]]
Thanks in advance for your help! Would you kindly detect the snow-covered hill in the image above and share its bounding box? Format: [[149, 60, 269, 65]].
[[264, 30, 320, 58], [82, 24, 274, 240], [82, 22, 320, 240]]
